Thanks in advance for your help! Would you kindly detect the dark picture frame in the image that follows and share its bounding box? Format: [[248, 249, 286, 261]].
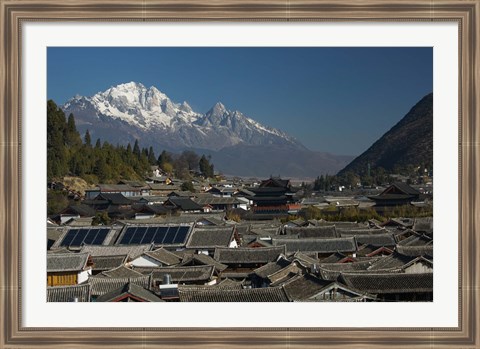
[[1, 1, 479, 348]]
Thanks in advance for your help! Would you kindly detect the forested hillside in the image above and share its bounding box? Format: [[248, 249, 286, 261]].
[[47, 100, 214, 183]]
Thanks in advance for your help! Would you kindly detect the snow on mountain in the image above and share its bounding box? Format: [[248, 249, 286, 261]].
[[60, 81, 353, 177], [62, 81, 304, 151], [65, 82, 201, 130]]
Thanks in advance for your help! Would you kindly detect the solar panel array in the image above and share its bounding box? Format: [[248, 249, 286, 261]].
[[119, 225, 191, 245], [60, 228, 110, 247]]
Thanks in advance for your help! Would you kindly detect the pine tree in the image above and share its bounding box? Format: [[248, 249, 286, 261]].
[[133, 139, 141, 158], [199, 155, 214, 178], [147, 146, 156, 165], [84, 129, 92, 147], [65, 113, 82, 148], [47, 100, 68, 179]]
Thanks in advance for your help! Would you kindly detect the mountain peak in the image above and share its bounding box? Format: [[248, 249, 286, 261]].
[[338, 92, 433, 176], [179, 101, 193, 113], [61, 82, 306, 154], [114, 81, 146, 90], [208, 102, 227, 116]]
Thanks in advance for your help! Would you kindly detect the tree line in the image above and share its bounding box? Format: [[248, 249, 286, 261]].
[[47, 100, 215, 184]]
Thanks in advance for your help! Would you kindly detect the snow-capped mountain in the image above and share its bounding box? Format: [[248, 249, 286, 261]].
[[63, 81, 304, 151], [62, 82, 352, 177]]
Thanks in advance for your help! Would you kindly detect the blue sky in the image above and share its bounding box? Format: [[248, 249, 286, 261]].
[[47, 47, 432, 156]]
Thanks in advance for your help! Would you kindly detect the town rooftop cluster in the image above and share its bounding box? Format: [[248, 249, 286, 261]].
[[47, 172, 433, 302]]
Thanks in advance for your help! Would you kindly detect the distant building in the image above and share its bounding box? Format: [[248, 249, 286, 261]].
[[368, 182, 421, 207]]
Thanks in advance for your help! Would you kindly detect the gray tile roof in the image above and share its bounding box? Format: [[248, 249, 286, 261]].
[[118, 180, 148, 188], [164, 197, 203, 211], [88, 275, 151, 296], [252, 258, 291, 279], [216, 278, 244, 289], [282, 274, 332, 301], [47, 248, 72, 254], [356, 245, 394, 257], [134, 265, 215, 283], [214, 246, 286, 264], [311, 221, 365, 229], [413, 217, 433, 233], [81, 244, 153, 259], [186, 227, 235, 249], [132, 195, 168, 203], [47, 227, 64, 240], [98, 184, 140, 192], [148, 183, 178, 190], [92, 193, 133, 205], [352, 233, 396, 247], [193, 197, 241, 205], [91, 255, 128, 271], [144, 248, 182, 266], [234, 188, 256, 197], [319, 252, 347, 263], [220, 271, 251, 279], [290, 251, 320, 266], [196, 217, 225, 226], [96, 282, 163, 302], [397, 234, 432, 246], [168, 190, 196, 197], [401, 256, 433, 271], [340, 272, 433, 294], [181, 253, 228, 272], [318, 260, 378, 281], [268, 263, 304, 286], [47, 284, 91, 302], [61, 204, 96, 217], [64, 217, 95, 226], [178, 286, 290, 302], [337, 228, 387, 236], [390, 182, 421, 195], [47, 252, 90, 272], [118, 214, 226, 225], [101, 265, 145, 278], [396, 244, 433, 257], [283, 225, 338, 238], [367, 253, 414, 271], [271, 237, 357, 254]]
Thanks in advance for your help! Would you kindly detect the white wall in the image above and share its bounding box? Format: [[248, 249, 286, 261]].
[[405, 262, 433, 274], [77, 269, 92, 284], [130, 255, 162, 267]]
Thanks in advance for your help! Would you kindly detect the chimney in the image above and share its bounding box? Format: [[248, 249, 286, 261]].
[[163, 273, 172, 285]]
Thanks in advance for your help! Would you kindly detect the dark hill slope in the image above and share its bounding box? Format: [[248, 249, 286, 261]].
[[338, 93, 433, 176]]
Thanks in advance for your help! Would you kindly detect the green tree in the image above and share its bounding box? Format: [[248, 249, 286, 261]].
[[181, 181, 195, 192], [65, 113, 82, 148], [92, 211, 111, 226], [179, 150, 199, 171], [199, 154, 214, 178], [157, 150, 172, 166], [47, 189, 70, 215], [313, 175, 325, 191], [47, 100, 68, 180], [147, 146, 156, 165], [84, 129, 92, 147], [133, 139, 141, 158]]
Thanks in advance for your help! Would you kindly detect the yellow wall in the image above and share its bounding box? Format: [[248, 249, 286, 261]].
[[47, 273, 77, 286]]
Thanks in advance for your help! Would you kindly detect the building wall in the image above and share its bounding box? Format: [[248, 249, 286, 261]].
[[131, 255, 162, 267], [47, 272, 77, 286], [404, 263, 433, 274], [77, 269, 92, 284], [60, 214, 80, 224]]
